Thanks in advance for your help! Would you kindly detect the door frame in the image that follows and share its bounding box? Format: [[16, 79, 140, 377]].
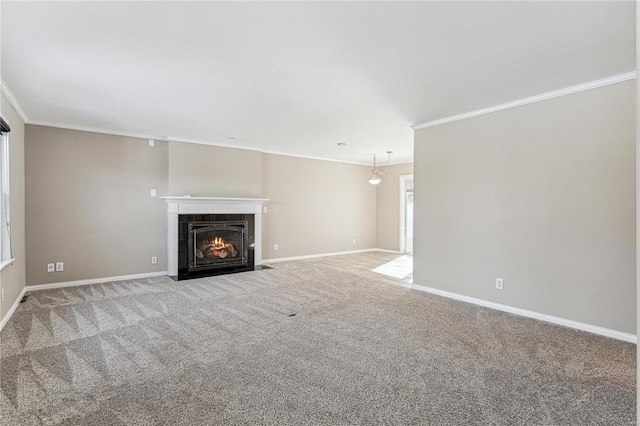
[[399, 174, 413, 254]]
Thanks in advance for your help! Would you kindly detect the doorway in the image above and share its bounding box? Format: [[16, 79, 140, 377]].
[[399, 174, 414, 254]]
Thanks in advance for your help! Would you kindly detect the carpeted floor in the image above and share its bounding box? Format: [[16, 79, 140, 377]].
[[0, 259, 636, 425]]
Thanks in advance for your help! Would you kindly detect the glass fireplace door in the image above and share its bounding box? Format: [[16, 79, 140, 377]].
[[188, 221, 248, 270]]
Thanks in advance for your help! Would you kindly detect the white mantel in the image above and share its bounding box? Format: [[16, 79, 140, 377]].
[[162, 196, 269, 276]]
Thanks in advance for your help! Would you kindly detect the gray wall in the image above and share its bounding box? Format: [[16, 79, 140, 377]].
[[376, 162, 413, 251], [0, 93, 26, 324], [168, 141, 263, 197], [25, 126, 169, 285], [413, 80, 636, 334], [262, 153, 376, 259], [24, 127, 379, 285]]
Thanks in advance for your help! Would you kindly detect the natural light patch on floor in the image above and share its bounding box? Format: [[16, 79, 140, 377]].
[[372, 255, 413, 279]]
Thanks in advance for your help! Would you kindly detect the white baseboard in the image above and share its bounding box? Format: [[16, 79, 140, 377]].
[[27, 271, 168, 292], [412, 284, 636, 344], [263, 248, 402, 264], [0, 286, 26, 331], [374, 248, 403, 254]]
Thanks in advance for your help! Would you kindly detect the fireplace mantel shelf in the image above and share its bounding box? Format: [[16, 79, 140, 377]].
[[162, 196, 269, 214], [162, 196, 270, 203]]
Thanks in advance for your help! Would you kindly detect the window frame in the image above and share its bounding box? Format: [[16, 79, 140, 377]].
[[0, 119, 14, 271]]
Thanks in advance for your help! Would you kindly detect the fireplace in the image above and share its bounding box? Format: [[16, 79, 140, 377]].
[[177, 214, 255, 280], [163, 196, 268, 281]]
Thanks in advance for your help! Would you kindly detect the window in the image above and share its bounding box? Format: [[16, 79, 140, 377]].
[[0, 115, 12, 268]]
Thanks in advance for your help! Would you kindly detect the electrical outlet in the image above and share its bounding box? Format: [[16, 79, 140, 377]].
[[150, 188, 157, 197], [352, 238, 356, 244], [263, 206, 268, 213], [152, 256, 157, 264], [47, 263, 55, 272], [495, 278, 504, 290], [274, 244, 279, 251], [56, 262, 64, 272], [148, 139, 155, 147]]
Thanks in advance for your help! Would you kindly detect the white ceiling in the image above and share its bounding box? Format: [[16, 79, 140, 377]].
[[1, 1, 636, 165]]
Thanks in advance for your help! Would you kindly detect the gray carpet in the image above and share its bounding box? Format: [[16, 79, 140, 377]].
[[0, 261, 635, 425]]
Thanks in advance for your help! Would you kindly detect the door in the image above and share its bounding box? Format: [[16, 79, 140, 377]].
[[399, 174, 414, 254]]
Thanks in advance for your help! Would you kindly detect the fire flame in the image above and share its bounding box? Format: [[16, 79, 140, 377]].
[[211, 236, 235, 250]]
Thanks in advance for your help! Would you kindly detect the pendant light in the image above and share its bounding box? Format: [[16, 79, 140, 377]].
[[368, 151, 392, 185]]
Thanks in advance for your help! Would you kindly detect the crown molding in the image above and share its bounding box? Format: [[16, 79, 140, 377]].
[[386, 160, 414, 167], [262, 149, 374, 166], [28, 120, 413, 166], [164, 135, 264, 153], [411, 71, 637, 131], [28, 120, 269, 153], [28, 120, 172, 142], [263, 151, 413, 167], [0, 77, 29, 124]]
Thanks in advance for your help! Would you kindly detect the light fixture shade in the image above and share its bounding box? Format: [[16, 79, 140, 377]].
[[367, 151, 391, 185], [368, 171, 382, 185]]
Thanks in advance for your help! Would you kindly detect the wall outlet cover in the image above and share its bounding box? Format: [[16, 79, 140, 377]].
[[47, 263, 55, 272], [55, 262, 64, 272]]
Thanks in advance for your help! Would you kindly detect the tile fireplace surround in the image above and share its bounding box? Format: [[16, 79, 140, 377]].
[[162, 196, 269, 277]]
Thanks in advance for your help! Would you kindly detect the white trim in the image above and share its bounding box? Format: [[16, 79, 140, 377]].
[[263, 248, 401, 263], [161, 196, 270, 203], [412, 284, 636, 344], [262, 149, 371, 166], [411, 71, 637, 131], [262, 150, 412, 167], [26, 120, 413, 167], [374, 248, 403, 254], [636, 2, 640, 415], [155, 134, 264, 153], [26, 120, 253, 152], [26, 271, 168, 292], [387, 160, 414, 167], [399, 174, 413, 254], [0, 286, 26, 331], [0, 258, 15, 272], [1, 131, 11, 263], [0, 78, 29, 123]]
